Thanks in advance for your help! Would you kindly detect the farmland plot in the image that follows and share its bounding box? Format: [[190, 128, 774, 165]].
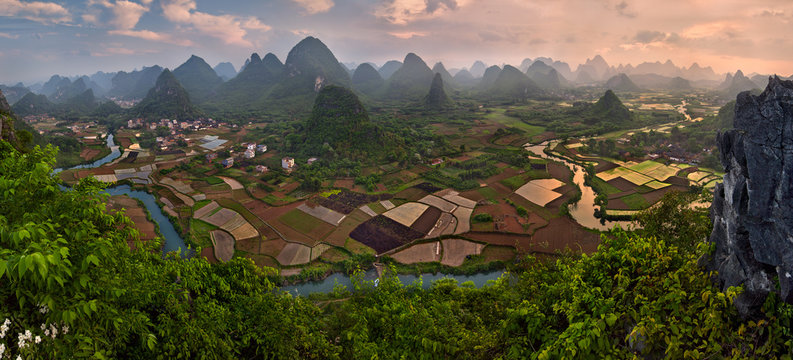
[[515, 181, 563, 207], [452, 206, 474, 234], [441, 239, 484, 266], [383, 202, 429, 227], [418, 195, 458, 213], [276, 243, 312, 265], [211, 230, 235, 262], [297, 203, 346, 225], [391, 242, 440, 264]]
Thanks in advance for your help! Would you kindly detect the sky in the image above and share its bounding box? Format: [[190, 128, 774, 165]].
[[1, 0, 792, 84]]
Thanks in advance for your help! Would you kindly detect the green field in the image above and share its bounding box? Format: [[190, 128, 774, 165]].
[[483, 109, 546, 137], [500, 175, 527, 190], [619, 193, 650, 210], [591, 177, 622, 195], [279, 209, 325, 234], [205, 176, 224, 185], [368, 202, 387, 214], [190, 219, 218, 248], [477, 187, 500, 202]]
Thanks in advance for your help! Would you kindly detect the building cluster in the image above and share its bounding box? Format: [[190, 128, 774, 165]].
[[205, 142, 270, 172], [125, 118, 224, 133]]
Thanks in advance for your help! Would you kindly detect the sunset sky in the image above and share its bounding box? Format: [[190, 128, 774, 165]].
[[1, 0, 791, 83]]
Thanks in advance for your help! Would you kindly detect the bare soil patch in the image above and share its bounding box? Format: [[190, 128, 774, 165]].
[[276, 243, 312, 265], [529, 217, 600, 254], [425, 212, 456, 238], [410, 206, 442, 234], [441, 239, 485, 266], [547, 162, 572, 181], [418, 195, 457, 213], [349, 215, 425, 254], [452, 206, 473, 234], [606, 177, 636, 192], [391, 242, 440, 264], [203, 208, 239, 227], [211, 230, 235, 262], [594, 161, 619, 173]]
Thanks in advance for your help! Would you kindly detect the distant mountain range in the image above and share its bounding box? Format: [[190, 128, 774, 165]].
[[6, 35, 793, 121]]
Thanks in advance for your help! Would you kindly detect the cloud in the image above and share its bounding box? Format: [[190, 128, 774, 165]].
[[0, 0, 71, 24], [161, 0, 269, 47], [614, 1, 636, 18], [0, 32, 18, 39], [91, 46, 157, 56], [388, 31, 426, 39], [634, 30, 666, 44], [292, 0, 334, 14], [681, 21, 739, 39], [109, 29, 193, 46], [109, 0, 148, 30], [376, 0, 467, 25]]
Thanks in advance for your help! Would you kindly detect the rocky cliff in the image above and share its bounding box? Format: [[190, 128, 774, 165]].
[[708, 76, 793, 316]]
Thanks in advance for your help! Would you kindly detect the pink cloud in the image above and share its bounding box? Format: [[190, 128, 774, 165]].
[[292, 0, 334, 14], [161, 0, 269, 47], [0, 0, 71, 24]]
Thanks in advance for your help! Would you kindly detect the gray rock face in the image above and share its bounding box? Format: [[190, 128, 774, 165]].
[[708, 76, 793, 317]]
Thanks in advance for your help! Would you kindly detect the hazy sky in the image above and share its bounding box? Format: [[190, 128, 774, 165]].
[[1, 0, 792, 84]]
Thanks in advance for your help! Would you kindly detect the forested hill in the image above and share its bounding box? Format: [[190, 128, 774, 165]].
[[0, 139, 791, 358]]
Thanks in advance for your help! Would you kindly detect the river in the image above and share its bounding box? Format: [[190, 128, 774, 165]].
[[524, 142, 635, 231], [57, 133, 189, 257], [280, 269, 509, 296]]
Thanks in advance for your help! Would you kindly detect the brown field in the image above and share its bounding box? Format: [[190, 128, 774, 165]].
[[547, 162, 572, 181], [200, 247, 217, 263], [441, 239, 485, 266], [236, 237, 262, 254], [359, 205, 377, 217], [220, 215, 248, 232], [426, 212, 457, 238], [276, 243, 312, 265], [459, 189, 485, 202], [79, 148, 101, 161], [279, 208, 336, 240], [349, 215, 425, 253], [203, 208, 239, 227], [641, 185, 689, 204], [484, 167, 520, 185], [410, 206, 442, 234], [270, 218, 316, 246], [464, 232, 520, 247], [607, 198, 630, 210], [211, 230, 235, 262], [229, 223, 259, 241], [418, 195, 457, 213], [258, 237, 288, 259], [488, 182, 514, 196], [395, 187, 428, 201], [606, 177, 636, 192], [219, 176, 243, 190], [481, 245, 517, 262], [442, 193, 477, 209], [530, 217, 600, 254], [245, 254, 279, 269], [390, 242, 440, 264]]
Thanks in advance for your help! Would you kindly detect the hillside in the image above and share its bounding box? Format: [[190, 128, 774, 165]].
[[605, 73, 641, 92], [351, 63, 384, 95], [0, 84, 30, 105], [424, 73, 452, 109], [213, 62, 237, 81], [721, 70, 759, 99], [210, 53, 284, 108], [172, 55, 223, 102], [385, 53, 434, 100], [12, 92, 54, 117], [133, 69, 202, 120], [378, 60, 402, 79], [487, 65, 542, 100], [303, 85, 383, 157], [431, 62, 456, 88], [586, 90, 632, 124], [478, 65, 501, 89], [526, 61, 568, 89], [107, 66, 164, 100], [0, 89, 20, 149], [271, 37, 351, 99]]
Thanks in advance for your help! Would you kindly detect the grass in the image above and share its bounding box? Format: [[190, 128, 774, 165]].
[[190, 219, 218, 248], [477, 187, 500, 203], [344, 237, 375, 256], [619, 193, 650, 210], [483, 109, 546, 137], [591, 177, 622, 195], [628, 160, 663, 173], [279, 209, 325, 234], [368, 202, 387, 214], [500, 175, 527, 190], [205, 176, 224, 185], [193, 199, 212, 211]]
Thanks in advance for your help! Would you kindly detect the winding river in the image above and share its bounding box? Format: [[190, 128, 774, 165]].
[[525, 142, 635, 231], [58, 134, 189, 257]]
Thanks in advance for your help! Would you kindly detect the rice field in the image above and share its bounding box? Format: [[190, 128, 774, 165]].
[[644, 180, 671, 190], [297, 203, 346, 225], [597, 167, 654, 185]]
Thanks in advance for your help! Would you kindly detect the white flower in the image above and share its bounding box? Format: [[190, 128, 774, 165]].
[[0, 343, 5, 356], [24, 330, 31, 338], [16, 355, 21, 360], [40, 323, 46, 330], [3, 319, 9, 326], [62, 325, 69, 334], [35, 335, 41, 344], [44, 329, 50, 337]]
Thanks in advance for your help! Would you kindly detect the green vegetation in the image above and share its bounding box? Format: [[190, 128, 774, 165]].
[[2, 141, 793, 358], [619, 193, 650, 210], [133, 69, 203, 120], [471, 213, 493, 223]]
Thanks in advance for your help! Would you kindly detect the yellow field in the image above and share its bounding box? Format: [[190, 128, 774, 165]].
[[643, 165, 679, 181], [597, 167, 653, 185], [687, 171, 712, 183], [644, 180, 671, 190], [383, 202, 430, 227]]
